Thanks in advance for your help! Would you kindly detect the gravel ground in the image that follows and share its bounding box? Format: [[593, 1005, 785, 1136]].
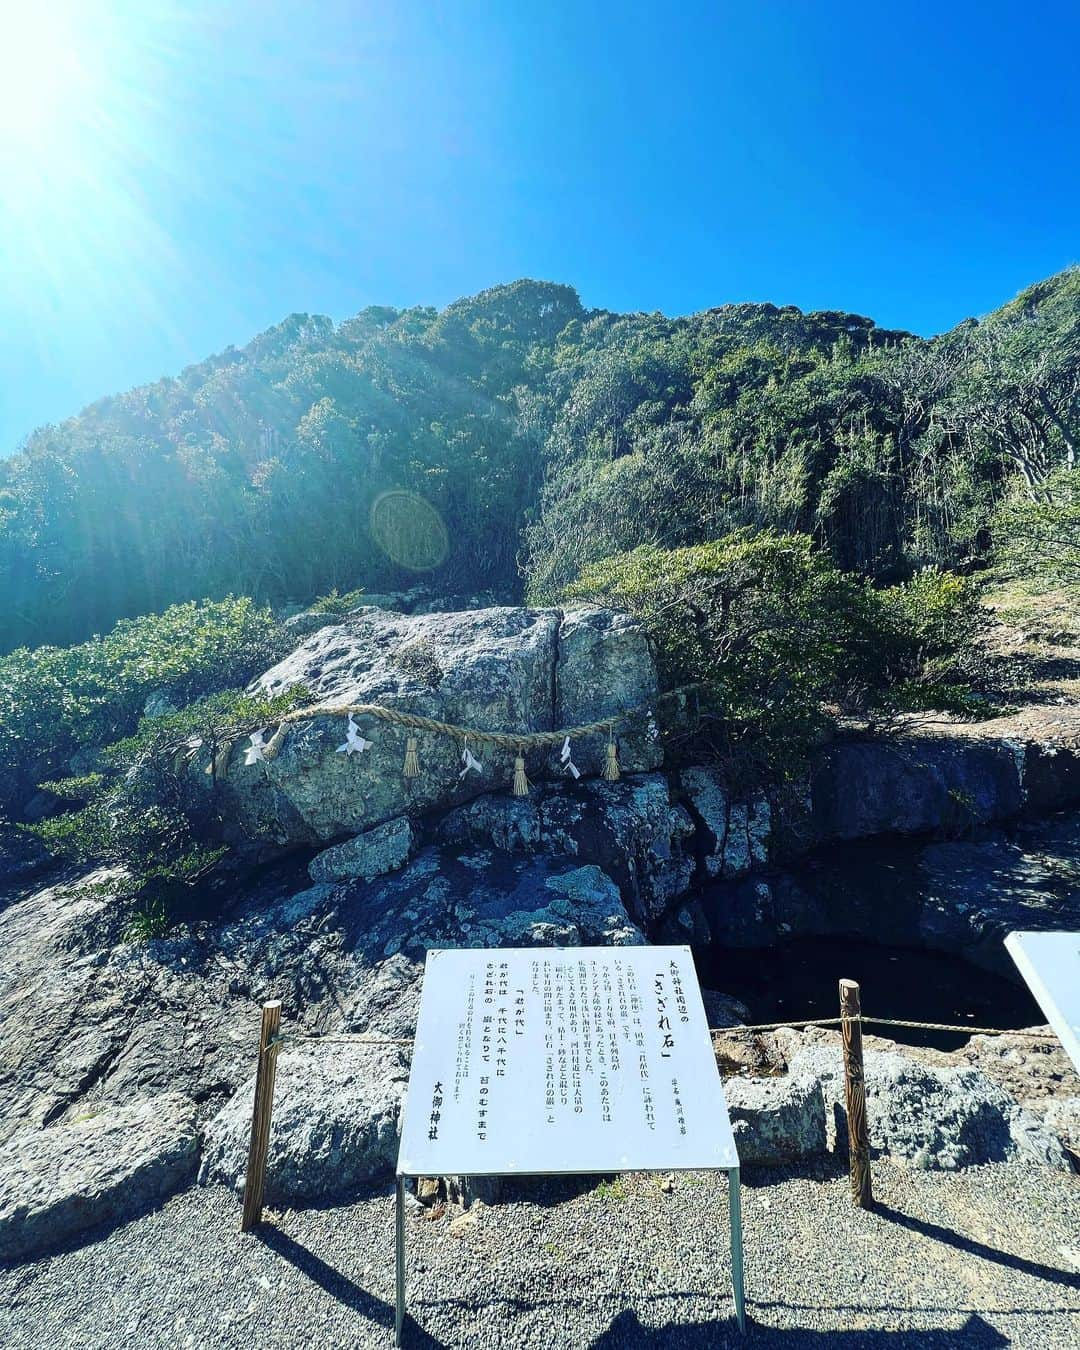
[[2, 1162, 1078, 1349]]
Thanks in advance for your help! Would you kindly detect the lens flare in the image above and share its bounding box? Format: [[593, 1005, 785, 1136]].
[[370, 490, 450, 572]]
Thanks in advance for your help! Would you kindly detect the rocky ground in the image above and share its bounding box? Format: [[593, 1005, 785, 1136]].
[[3, 595, 1080, 1294], [2, 1163, 1078, 1348]]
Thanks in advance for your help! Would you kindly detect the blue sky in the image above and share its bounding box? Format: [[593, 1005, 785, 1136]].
[[1, 0, 1078, 454]]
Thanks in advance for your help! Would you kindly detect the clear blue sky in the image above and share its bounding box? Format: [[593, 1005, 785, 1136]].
[[1, 0, 1078, 454]]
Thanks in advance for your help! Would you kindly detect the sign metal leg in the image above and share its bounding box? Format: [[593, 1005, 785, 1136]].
[[728, 1167, 746, 1334], [395, 1175, 406, 1346]]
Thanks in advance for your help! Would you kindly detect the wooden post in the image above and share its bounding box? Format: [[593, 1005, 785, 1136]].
[[839, 978, 872, 1209], [241, 999, 282, 1232]]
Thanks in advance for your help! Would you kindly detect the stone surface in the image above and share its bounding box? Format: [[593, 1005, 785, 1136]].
[[199, 1045, 408, 1204], [0, 847, 641, 1167], [142, 689, 178, 719], [446, 1175, 503, 1208], [691, 808, 1080, 969], [307, 816, 415, 884], [701, 990, 751, 1030], [554, 606, 663, 778], [724, 1074, 826, 1165], [1041, 1096, 1080, 1155], [787, 1041, 1070, 1170], [679, 768, 771, 879], [353, 849, 645, 956], [677, 875, 777, 948], [956, 1028, 1080, 1118], [808, 737, 1025, 842], [211, 604, 660, 846], [438, 775, 695, 924], [0, 1093, 199, 1262]]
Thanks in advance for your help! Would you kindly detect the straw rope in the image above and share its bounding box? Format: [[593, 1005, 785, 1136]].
[[257, 683, 701, 761], [732, 1015, 1058, 1037], [266, 1015, 1059, 1054]]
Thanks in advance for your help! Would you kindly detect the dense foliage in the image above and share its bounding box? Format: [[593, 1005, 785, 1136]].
[[2, 268, 1075, 906], [3, 270, 1078, 653], [0, 596, 288, 815], [28, 686, 308, 936], [563, 534, 988, 786], [993, 467, 1080, 583]]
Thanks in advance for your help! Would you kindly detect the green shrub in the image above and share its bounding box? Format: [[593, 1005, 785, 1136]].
[[873, 568, 991, 709], [563, 532, 990, 787], [564, 531, 879, 785], [993, 468, 1080, 584], [27, 686, 309, 937], [0, 597, 290, 813], [307, 586, 367, 615]]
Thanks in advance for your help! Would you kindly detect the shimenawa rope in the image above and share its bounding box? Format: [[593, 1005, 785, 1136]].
[[231, 682, 703, 795]]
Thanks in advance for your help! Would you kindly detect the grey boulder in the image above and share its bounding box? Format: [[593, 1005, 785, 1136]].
[[216, 604, 662, 847], [438, 774, 695, 924], [808, 737, 1025, 842], [724, 1074, 826, 1165], [308, 816, 415, 884], [788, 1043, 1070, 1171], [354, 848, 645, 957], [0, 1093, 200, 1263], [1041, 1096, 1080, 1155], [679, 768, 770, 878], [200, 1044, 409, 1204]]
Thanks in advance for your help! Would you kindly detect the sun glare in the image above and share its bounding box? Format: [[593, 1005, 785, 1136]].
[[0, 5, 89, 146]]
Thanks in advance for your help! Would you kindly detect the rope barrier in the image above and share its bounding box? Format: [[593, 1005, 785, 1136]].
[[730, 1015, 1058, 1037], [863, 1016, 1056, 1038], [270, 1033, 414, 1049], [265, 1015, 1059, 1052]]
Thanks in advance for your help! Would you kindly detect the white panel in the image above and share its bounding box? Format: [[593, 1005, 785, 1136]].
[[1004, 930, 1080, 1074], [397, 945, 739, 1177]]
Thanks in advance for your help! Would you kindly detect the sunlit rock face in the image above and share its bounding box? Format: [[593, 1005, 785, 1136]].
[[212, 604, 662, 847], [0, 1093, 200, 1263], [0, 844, 643, 1247]]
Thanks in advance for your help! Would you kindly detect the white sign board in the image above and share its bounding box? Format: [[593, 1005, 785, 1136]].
[[397, 945, 739, 1177], [1004, 930, 1080, 1073]]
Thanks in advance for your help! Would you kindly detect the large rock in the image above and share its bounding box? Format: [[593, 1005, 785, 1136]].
[[438, 774, 695, 924], [917, 832, 1080, 976], [808, 737, 1025, 842], [691, 809, 1080, 966], [679, 769, 770, 878], [351, 848, 645, 957], [787, 1042, 1070, 1171], [199, 851, 644, 1205], [724, 1074, 826, 1165], [1042, 1097, 1080, 1156], [956, 1028, 1080, 1119], [0, 844, 643, 1157], [0, 1093, 199, 1262], [308, 816, 415, 884], [216, 605, 662, 847], [200, 1044, 408, 1203], [553, 606, 662, 777]]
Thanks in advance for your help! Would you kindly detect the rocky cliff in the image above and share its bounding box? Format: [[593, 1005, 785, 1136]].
[[3, 600, 1080, 1263]]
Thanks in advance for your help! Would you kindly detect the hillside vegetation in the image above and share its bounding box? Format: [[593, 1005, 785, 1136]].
[[2, 271, 1078, 913], [2, 270, 1078, 653]]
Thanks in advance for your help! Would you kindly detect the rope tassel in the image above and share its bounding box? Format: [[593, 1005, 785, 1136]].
[[602, 734, 620, 781], [512, 752, 530, 797], [263, 723, 289, 761], [403, 736, 420, 779]]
